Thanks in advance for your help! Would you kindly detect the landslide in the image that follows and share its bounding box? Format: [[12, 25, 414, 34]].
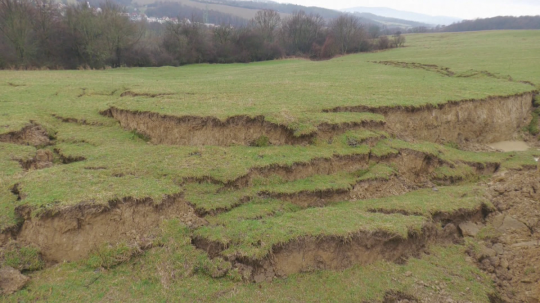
[[328, 92, 535, 145], [0, 124, 50, 147], [472, 169, 540, 303], [101, 92, 535, 147], [1, 195, 205, 263]]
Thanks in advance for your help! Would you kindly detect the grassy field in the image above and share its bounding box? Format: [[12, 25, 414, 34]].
[[1, 30, 540, 301]]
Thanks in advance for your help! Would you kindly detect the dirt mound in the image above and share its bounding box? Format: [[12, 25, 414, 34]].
[[0, 123, 50, 146], [0, 266, 29, 295], [7, 195, 205, 263], [475, 170, 540, 302]]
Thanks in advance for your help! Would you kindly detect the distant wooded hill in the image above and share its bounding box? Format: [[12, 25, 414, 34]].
[[443, 16, 540, 32]]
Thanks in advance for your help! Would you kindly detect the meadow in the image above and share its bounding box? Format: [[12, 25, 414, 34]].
[[1, 30, 539, 301]]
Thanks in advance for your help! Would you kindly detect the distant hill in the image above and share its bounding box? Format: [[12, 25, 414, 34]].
[[135, 0, 434, 29], [443, 15, 540, 32], [353, 12, 431, 29], [342, 6, 461, 26]]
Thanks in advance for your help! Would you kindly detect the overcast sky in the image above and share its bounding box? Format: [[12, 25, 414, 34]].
[[274, 0, 540, 19]]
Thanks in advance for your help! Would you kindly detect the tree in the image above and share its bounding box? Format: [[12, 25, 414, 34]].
[[101, 1, 145, 67], [65, 3, 107, 68], [252, 9, 280, 43], [393, 31, 405, 47], [280, 10, 324, 55], [0, 0, 34, 63], [329, 15, 363, 54]]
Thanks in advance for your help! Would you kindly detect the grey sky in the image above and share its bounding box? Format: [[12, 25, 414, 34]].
[[275, 0, 540, 19]]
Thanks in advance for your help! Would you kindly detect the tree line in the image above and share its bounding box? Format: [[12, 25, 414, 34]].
[[0, 0, 405, 69], [442, 16, 540, 32]]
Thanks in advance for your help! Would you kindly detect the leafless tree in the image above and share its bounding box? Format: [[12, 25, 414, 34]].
[[280, 10, 324, 55], [0, 0, 34, 63], [252, 9, 280, 43], [330, 15, 363, 54]]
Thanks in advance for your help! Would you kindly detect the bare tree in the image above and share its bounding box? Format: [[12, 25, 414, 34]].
[[280, 10, 324, 55], [101, 1, 145, 67], [393, 31, 406, 47], [252, 9, 280, 43], [32, 0, 60, 62], [329, 15, 362, 54], [0, 0, 34, 63], [65, 3, 107, 67]]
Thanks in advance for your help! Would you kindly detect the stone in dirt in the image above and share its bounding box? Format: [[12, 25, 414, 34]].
[[458, 221, 480, 237], [497, 216, 529, 234], [0, 266, 30, 295]]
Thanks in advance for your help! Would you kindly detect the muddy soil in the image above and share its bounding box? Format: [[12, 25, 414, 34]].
[[0, 124, 50, 147], [473, 170, 540, 303], [2, 195, 205, 263]]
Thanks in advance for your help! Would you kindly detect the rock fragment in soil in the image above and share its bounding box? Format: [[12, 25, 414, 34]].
[[0, 266, 29, 295], [458, 221, 480, 237]]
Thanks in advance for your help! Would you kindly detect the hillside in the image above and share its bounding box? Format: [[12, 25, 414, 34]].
[[136, 0, 433, 28], [443, 15, 540, 32], [1, 30, 540, 302], [343, 6, 461, 26]]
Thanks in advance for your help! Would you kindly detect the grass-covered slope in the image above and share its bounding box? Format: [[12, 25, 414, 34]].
[[1, 30, 540, 301]]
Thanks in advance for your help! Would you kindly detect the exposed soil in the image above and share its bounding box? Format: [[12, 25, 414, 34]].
[[18, 150, 54, 171], [487, 141, 530, 152], [51, 114, 103, 126], [102, 93, 534, 148], [196, 208, 482, 282], [101, 107, 314, 146], [328, 92, 535, 145], [227, 148, 495, 191], [1, 195, 206, 263], [0, 266, 29, 295], [0, 123, 50, 147], [472, 169, 540, 303], [263, 176, 412, 208]]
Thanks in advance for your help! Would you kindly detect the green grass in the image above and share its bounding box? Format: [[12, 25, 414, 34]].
[[7, 220, 494, 302], [2, 30, 540, 301], [194, 185, 486, 260]]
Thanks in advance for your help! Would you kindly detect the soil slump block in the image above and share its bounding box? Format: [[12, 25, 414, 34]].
[[330, 93, 535, 144], [10, 195, 205, 263]]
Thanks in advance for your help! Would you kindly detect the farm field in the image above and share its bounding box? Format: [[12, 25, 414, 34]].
[[1, 30, 540, 302]]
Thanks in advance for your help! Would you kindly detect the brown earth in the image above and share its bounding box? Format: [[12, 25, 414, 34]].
[[264, 176, 412, 208], [471, 169, 540, 303], [101, 107, 314, 146], [102, 93, 534, 148], [2, 195, 205, 263], [328, 93, 535, 145], [0, 123, 50, 147], [195, 207, 482, 283], [0, 266, 29, 295], [18, 150, 54, 170]]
